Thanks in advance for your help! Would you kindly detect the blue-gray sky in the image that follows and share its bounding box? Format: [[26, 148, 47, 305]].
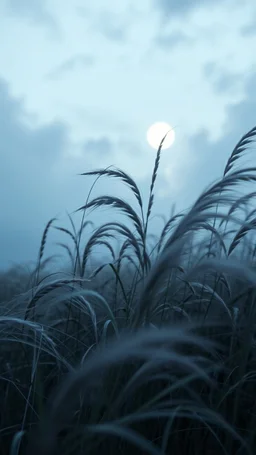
[[1, 0, 256, 270]]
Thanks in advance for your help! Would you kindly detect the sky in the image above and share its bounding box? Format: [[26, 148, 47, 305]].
[[1, 0, 256, 271]]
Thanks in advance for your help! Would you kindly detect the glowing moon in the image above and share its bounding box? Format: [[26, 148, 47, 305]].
[[146, 122, 175, 150]]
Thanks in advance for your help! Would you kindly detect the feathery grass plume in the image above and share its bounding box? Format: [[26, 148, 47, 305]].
[[223, 125, 256, 176], [207, 122, 256, 259], [132, 235, 190, 327], [66, 211, 77, 237], [191, 221, 227, 257], [54, 226, 77, 248], [83, 221, 147, 272], [120, 254, 141, 275], [118, 254, 144, 311], [60, 217, 94, 276], [218, 193, 256, 246], [41, 287, 118, 335], [114, 239, 132, 310], [74, 165, 113, 275], [76, 134, 168, 277], [0, 316, 70, 370], [204, 230, 236, 259], [90, 239, 116, 262], [145, 132, 169, 231], [209, 271, 232, 298], [116, 238, 142, 284], [227, 191, 256, 219], [162, 168, 256, 252], [187, 281, 232, 321], [81, 222, 144, 276], [195, 167, 256, 206], [88, 262, 111, 279], [108, 262, 130, 315], [26, 326, 219, 455], [133, 167, 256, 325], [53, 226, 80, 271], [80, 167, 144, 217], [77, 219, 94, 240], [157, 213, 184, 253], [117, 239, 132, 268], [185, 256, 256, 288], [56, 243, 75, 269], [24, 278, 88, 320], [245, 206, 256, 222], [228, 217, 256, 256], [81, 230, 116, 277], [76, 195, 144, 241], [34, 218, 57, 289], [142, 133, 169, 273], [211, 125, 256, 256]]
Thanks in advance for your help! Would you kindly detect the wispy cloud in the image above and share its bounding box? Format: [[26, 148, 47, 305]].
[[0, 77, 144, 268], [203, 62, 242, 95], [76, 5, 135, 43], [155, 31, 191, 49], [83, 137, 113, 156], [0, 78, 70, 267], [96, 11, 127, 42], [153, 0, 223, 18], [46, 54, 95, 80], [241, 16, 256, 37], [157, 71, 256, 211], [5, 0, 56, 28]]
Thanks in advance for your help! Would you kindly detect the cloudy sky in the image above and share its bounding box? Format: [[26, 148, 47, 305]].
[[1, 0, 256, 270]]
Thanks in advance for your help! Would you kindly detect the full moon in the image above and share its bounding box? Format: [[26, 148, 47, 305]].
[[146, 122, 175, 150]]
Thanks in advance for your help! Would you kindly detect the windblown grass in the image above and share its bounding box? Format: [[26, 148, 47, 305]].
[[1, 126, 256, 454]]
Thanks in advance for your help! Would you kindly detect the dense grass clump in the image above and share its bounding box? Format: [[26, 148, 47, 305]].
[[1, 126, 256, 454]]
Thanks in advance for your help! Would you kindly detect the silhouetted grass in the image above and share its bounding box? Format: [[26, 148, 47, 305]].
[[1, 127, 256, 454]]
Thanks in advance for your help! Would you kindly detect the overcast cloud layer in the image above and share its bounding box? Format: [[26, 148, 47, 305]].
[[0, 0, 256, 270]]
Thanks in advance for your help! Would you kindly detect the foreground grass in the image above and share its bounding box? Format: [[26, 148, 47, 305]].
[[1, 126, 256, 454]]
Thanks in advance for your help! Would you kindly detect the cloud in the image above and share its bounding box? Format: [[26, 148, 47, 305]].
[[155, 31, 191, 49], [83, 137, 113, 156], [166, 72, 256, 211], [2, 65, 256, 272], [0, 80, 67, 164], [241, 17, 256, 37], [4, 0, 56, 27], [0, 78, 135, 270], [0, 78, 70, 268], [203, 62, 242, 95], [154, 0, 223, 18], [78, 8, 128, 43], [46, 54, 95, 80], [96, 11, 127, 42]]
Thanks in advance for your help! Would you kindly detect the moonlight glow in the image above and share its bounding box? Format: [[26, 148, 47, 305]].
[[146, 122, 175, 150]]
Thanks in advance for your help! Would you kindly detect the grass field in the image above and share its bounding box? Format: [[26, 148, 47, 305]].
[[1, 126, 256, 454]]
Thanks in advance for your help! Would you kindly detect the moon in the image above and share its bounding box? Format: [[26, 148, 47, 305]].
[[146, 122, 175, 150]]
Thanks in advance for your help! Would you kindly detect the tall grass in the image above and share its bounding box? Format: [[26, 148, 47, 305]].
[[1, 126, 256, 454]]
